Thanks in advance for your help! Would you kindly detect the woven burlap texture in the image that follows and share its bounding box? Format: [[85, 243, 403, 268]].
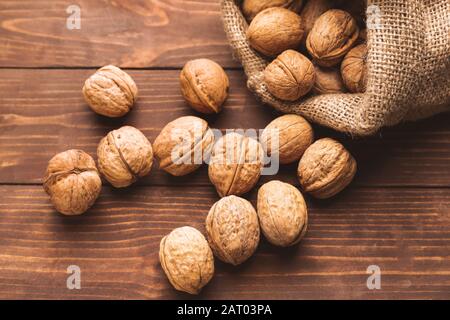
[[221, 0, 450, 136]]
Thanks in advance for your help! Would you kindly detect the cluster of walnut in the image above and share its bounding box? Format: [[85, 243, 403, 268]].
[[44, 61, 227, 216], [43, 17, 360, 294], [159, 113, 357, 295], [161, 180, 309, 294], [245, 0, 368, 99]]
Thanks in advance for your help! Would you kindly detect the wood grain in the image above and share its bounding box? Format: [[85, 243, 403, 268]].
[[0, 185, 448, 299], [0, 69, 449, 187], [0, 0, 238, 68]]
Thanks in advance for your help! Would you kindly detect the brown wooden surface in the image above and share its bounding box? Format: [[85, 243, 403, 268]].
[[1, 185, 449, 299], [0, 0, 449, 300], [0, 0, 237, 68]]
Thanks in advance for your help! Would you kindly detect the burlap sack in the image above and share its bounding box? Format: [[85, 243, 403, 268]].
[[221, 0, 450, 136]]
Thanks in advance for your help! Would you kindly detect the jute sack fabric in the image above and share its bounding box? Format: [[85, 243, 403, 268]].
[[221, 0, 450, 136]]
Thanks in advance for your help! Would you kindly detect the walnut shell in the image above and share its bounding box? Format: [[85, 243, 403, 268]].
[[206, 196, 260, 265], [306, 9, 359, 67], [242, 0, 304, 22], [154, 116, 214, 176], [159, 226, 214, 295], [247, 7, 304, 57], [297, 138, 357, 199], [208, 132, 264, 197], [337, 0, 366, 28], [264, 50, 315, 101], [341, 44, 367, 93], [312, 65, 347, 94], [257, 180, 308, 247], [180, 59, 229, 114], [300, 0, 337, 48], [97, 126, 153, 188], [43, 149, 101, 215], [260, 114, 314, 164], [83, 65, 138, 118]]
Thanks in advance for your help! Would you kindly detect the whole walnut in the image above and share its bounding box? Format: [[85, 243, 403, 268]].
[[312, 65, 347, 94], [306, 9, 359, 67], [159, 226, 214, 295], [257, 181, 308, 247], [83, 65, 138, 118], [297, 138, 357, 199], [43, 149, 101, 215], [247, 7, 304, 57], [206, 196, 260, 265], [154, 116, 214, 176], [97, 126, 153, 188], [264, 50, 315, 101], [341, 44, 367, 93], [242, 0, 304, 22], [180, 59, 229, 114], [300, 0, 337, 48], [260, 114, 314, 164], [208, 132, 264, 197]]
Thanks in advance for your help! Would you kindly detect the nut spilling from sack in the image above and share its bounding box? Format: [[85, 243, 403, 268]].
[[245, 2, 367, 99]]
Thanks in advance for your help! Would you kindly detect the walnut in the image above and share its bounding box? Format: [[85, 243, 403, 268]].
[[300, 0, 337, 47], [242, 0, 304, 22], [260, 114, 314, 164], [180, 59, 229, 114], [257, 181, 308, 247], [306, 9, 359, 67], [159, 226, 214, 295], [97, 126, 153, 188], [82, 65, 138, 118], [205, 196, 260, 265], [264, 50, 315, 101], [247, 7, 304, 57], [312, 65, 347, 94], [208, 132, 264, 197], [297, 138, 357, 199], [341, 44, 367, 93], [153, 116, 214, 176], [43, 149, 101, 215]]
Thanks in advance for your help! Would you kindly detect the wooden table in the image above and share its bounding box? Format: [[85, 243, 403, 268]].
[[0, 0, 449, 300]]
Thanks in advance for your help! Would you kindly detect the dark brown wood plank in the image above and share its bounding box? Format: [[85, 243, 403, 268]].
[[1, 69, 449, 187], [0, 185, 448, 299], [0, 0, 237, 68]]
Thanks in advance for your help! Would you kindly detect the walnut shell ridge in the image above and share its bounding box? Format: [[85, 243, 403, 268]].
[[306, 9, 359, 67], [159, 226, 214, 295], [264, 50, 315, 101], [313, 65, 347, 95], [300, 0, 336, 46], [208, 132, 264, 197], [297, 138, 357, 199], [242, 0, 304, 22], [206, 196, 260, 265], [154, 116, 215, 176], [83, 65, 138, 118], [257, 180, 308, 247], [97, 126, 153, 188], [180, 59, 229, 114], [341, 44, 367, 93], [43, 149, 102, 215], [260, 114, 314, 164], [247, 7, 304, 57]]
